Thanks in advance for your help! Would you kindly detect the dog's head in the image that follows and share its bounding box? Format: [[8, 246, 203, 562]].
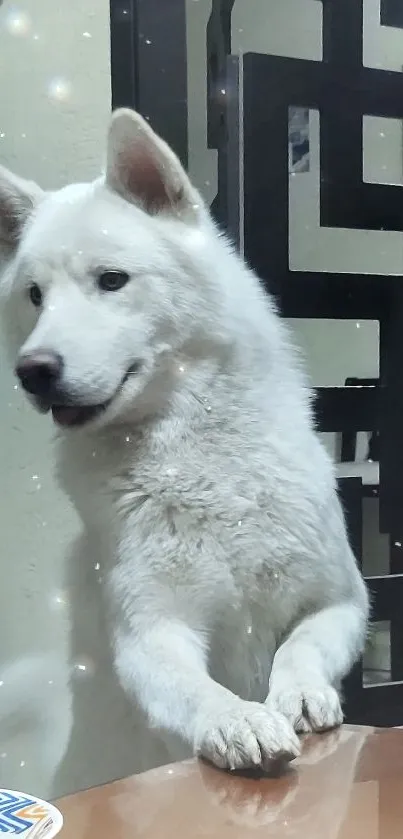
[[0, 109, 224, 430]]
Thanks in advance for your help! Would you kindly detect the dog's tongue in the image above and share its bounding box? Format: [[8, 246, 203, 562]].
[[52, 406, 84, 427]]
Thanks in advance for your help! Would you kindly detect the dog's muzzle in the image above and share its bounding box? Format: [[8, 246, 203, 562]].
[[15, 352, 139, 428]]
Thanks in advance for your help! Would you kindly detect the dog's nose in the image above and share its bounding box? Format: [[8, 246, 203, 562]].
[[16, 351, 64, 397]]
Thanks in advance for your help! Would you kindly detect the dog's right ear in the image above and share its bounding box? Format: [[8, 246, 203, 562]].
[[106, 109, 201, 222], [0, 165, 43, 256]]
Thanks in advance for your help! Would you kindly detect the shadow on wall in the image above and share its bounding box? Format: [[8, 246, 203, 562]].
[[0, 530, 172, 798], [0, 654, 72, 796], [52, 532, 171, 798]]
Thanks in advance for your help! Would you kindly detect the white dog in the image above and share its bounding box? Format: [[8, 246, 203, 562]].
[[0, 109, 368, 773]]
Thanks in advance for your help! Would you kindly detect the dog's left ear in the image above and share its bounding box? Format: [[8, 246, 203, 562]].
[[106, 109, 201, 222], [0, 166, 43, 256]]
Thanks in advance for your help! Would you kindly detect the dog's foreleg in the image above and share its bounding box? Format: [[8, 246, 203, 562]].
[[267, 599, 368, 733], [114, 618, 300, 772]]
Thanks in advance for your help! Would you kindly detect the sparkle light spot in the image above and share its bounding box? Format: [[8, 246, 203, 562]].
[[145, 38, 152, 45], [50, 591, 68, 611], [220, 88, 226, 95], [13, 384, 18, 390], [125, 435, 131, 443], [94, 562, 100, 571], [48, 78, 72, 103], [0, 682, 4, 688], [206, 405, 212, 413], [356, 322, 361, 328], [247, 625, 252, 635], [178, 365, 185, 374], [5, 10, 31, 36], [82, 31, 92, 38], [0, 133, 5, 139], [73, 656, 95, 677], [395, 541, 402, 548], [20, 761, 26, 768]]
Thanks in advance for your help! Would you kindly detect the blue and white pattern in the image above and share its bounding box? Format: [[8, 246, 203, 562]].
[[0, 790, 43, 834]]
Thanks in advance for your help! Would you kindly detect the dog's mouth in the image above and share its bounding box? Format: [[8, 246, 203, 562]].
[[42, 365, 139, 429], [51, 403, 109, 428]]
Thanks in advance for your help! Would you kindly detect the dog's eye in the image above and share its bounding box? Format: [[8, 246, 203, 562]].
[[29, 283, 42, 307], [98, 271, 130, 292]]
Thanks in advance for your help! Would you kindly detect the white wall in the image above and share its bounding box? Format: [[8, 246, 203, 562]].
[[0, 0, 112, 798]]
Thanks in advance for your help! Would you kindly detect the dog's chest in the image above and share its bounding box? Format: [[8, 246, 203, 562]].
[[58, 434, 300, 701], [58, 428, 230, 534], [57, 431, 304, 631], [57, 431, 153, 525]]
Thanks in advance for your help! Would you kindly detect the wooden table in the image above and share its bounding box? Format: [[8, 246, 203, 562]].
[[57, 725, 403, 837]]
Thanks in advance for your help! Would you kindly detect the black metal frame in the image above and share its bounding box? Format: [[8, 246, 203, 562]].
[[339, 378, 379, 466], [109, 0, 188, 165], [381, 0, 403, 27]]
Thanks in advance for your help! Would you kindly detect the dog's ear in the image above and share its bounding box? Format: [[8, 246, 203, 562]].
[[0, 165, 43, 255], [106, 109, 201, 222]]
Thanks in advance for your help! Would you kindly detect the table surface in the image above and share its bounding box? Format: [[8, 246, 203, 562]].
[[57, 725, 403, 838]]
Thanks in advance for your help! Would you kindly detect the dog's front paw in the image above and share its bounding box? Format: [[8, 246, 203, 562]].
[[268, 683, 343, 734], [194, 700, 300, 772]]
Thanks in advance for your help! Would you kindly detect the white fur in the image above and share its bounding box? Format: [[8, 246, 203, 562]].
[[0, 110, 368, 773]]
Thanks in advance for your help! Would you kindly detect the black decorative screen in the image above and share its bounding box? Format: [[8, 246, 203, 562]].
[[208, 0, 403, 726], [110, 0, 403, 726]]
